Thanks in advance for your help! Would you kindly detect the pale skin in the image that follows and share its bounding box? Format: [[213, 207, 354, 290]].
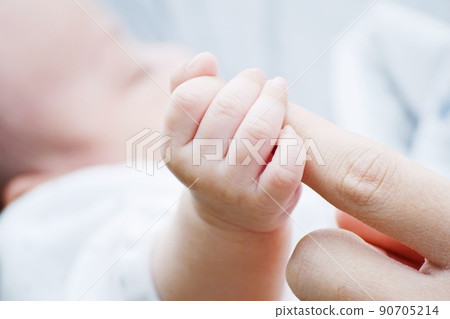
[[156, 53, 450, 300], [285, 105, 450, 300], [0, 0, 188, 203], [154, 55, 305, 300], [1, 1, 449, 301]]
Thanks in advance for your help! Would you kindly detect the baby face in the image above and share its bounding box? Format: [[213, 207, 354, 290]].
[[0, 0, 188, 175]]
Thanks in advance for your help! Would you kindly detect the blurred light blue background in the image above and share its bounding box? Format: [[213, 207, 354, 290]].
[[101, 0, 450, 120]]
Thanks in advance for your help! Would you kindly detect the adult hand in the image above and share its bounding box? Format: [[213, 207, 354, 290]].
[[285, 105, 450, 300]]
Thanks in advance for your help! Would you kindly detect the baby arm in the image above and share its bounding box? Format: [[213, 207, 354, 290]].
[[153, 54, 305, 300]]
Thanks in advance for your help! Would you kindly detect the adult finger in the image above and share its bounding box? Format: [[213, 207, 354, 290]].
[[286, 229, 439, 300], [336, 210, 424, 267], [286, 104, 450, 268]]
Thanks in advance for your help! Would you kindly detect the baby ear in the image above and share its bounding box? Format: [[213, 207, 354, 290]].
[[170, 52, 218, 92]]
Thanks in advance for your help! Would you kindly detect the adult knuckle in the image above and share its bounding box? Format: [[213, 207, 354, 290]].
[[337, 148, 398, 207]]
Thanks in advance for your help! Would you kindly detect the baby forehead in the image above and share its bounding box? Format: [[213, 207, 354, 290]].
[[0, 1, 123, 77]]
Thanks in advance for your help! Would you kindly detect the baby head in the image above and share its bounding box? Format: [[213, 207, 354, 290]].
[[0, 0, 187, 204]]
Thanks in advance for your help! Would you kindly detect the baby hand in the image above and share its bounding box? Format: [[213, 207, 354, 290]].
[[164, 61, 305, 232]]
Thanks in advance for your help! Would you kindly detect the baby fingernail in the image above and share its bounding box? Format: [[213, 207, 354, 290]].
[[283, 125, 295, 134], [281, 125, 296, 138], [250, 68, 265, 79], [271, 76, 287, 91], [187, 53, 202, 71]]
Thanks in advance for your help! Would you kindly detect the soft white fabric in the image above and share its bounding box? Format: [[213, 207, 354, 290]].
[[0, 165, 183, 300], [0, 164, 333, 300]]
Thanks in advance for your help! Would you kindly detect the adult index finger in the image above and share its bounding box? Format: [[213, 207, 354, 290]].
[[286, 103, 450, 268]]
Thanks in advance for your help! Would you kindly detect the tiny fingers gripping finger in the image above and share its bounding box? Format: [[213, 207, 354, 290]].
[[164, 76, 225, 146], [257, 125, 305, 207], [195, 68, 266, 144], [286, 105, 450, 267], [231, 77, 289, 181]]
